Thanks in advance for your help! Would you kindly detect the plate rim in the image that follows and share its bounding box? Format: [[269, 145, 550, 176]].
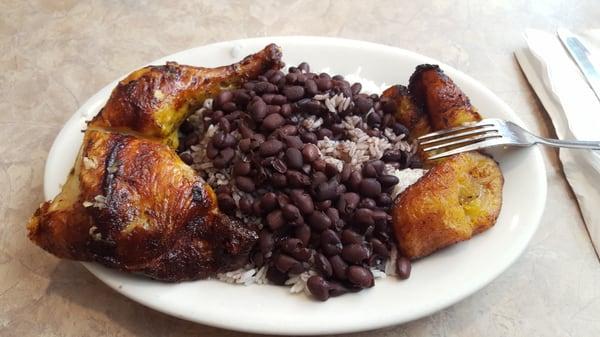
[[43, 36, 547, 335]]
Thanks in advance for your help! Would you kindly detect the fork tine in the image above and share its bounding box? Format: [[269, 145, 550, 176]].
[[417, 120, 496, 141], [418, 126, 500, 146], [425, 138, 508, 160], [421, 133, 502, 152]]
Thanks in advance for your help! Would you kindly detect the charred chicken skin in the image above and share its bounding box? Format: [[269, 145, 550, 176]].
[[27, 44, 284, 281]]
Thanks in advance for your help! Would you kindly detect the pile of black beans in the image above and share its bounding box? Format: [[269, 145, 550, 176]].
[[178, 62, 420, 301]]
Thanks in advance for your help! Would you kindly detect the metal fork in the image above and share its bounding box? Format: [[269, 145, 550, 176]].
[[418, 118, 600, 160]]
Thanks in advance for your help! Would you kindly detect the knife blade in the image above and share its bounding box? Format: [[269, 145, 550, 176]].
[[557, 28, 600, 102]]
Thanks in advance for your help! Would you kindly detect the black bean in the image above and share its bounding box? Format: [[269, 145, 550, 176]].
[[377, 193, 393, 207], [282, 203, 302, 221], [367, 111, 382, 126], [213, 148, 235, 168], [301, 144, 320, 162], [250, 98, 267, 121], [179, 152, 193, 165], [210, 110, 224, 123], [348, 171, 362, 191], [329, 255, 348, 280], [300, 131, 317, 144], [290, 189, 314, 215], [239, 196, 253, 214], [358, 198, 377, 209], [266, 209, 285, 231], [379, 174, 399, 189], [307, 275, 330, 301], [298, 100, 322, 114], [283, 135, 304, 149], [370, 238, 389, 257], [311, 172, 328, 187], [215, 90, 233, 109], [183, 133, 198, 149], [315, 180, 339, 201], [233, 160, 251, 176], [266, 266, 288, 285], [215, 185, 232, 195], [341, 244, 370, 264], [238, 138, 252, 153], [325, 163, 339, 178], [285, 147, 304, 169], [286, 72, 298, 82], [235, 176, 255, 192], [279, 124, 298, 136], [359, 178, 382, 198], [275, 254, 303, 274], [259, 139, 284, 157], [217, 118, 231, 133], [316, 77, 332, 91], [316, 128, 333, 140], [280, 103, 293, 117], [298, 62, 310, 73], [315, 252, 333, 278], [316, 200, 332, 210], [276, 193, 290, 208], [260, 192, 278, 211], [320, 229, 342, 256], [267, 105, 281, 115], [286, 170, 311, 187], [262, 113, 285, 131], [304, 79, 318, 96], [294, 224, 311, 246], [341, 229, 363, 245], [272, 94, 287, 105], [346, 266, 374, 288], [309, 211, 332, 232], [271, 158, 287, 174], [271, 173, 287, 188], [283, 86, 305, 101], [312, 159, 326, 172], [351, 82, 362, 95], [328, 281, 349, 297], [222, 101, 237, 113], [233, 89, 251, 106], [355, 96, 373, 114], [362, 163, 378, 178], [381, 150, 404, 162], [281, 238, 303, 254], [325, 207, 340, 225], [258, 229, 274, 254], [337, 192, 360, 215], [217, 193, 235, 212], [340, 163, 353, 182], [355, 208, 375, 227], [396, 256, 412, 280]]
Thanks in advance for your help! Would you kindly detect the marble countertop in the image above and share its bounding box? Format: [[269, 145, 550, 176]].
[[2, 1, 600, 336]]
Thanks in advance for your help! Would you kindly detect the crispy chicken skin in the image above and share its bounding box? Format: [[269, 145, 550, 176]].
[[390, 64, 503, 260], [90, 43, 283, 141], [27, 44, 284, 281]]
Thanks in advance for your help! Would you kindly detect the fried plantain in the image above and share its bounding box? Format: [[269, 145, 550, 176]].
[[381, 84, 431, 139], [392, 152, 503, 259], [408, 64, 481, 130]]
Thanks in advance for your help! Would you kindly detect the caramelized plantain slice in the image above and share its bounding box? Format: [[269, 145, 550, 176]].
[[408, 64, 481, 130], [392, 152, 503, 259]]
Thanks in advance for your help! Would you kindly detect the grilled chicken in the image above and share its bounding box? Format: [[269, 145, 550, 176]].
[[27, 44, 284, 281], [389, 64, 503, 259]]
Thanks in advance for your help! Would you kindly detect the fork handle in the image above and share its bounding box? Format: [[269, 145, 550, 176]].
[[535, 137, 600, 150]]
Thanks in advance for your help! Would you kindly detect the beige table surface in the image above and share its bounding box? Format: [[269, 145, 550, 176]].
[[2, 0, 600, 336]]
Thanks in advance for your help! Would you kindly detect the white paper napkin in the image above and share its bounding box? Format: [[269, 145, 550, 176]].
[[515, 29, 600, 257]]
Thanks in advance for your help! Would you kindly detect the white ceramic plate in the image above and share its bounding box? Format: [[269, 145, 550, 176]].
[[44, 37, 547, 335]]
